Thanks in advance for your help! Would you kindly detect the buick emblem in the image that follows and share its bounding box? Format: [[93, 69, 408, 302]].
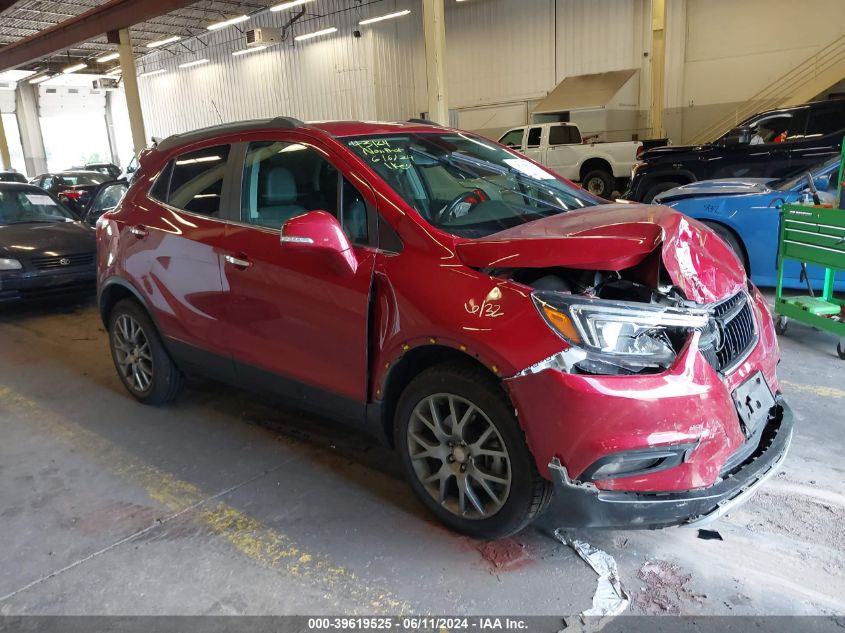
[[713, 318, 726, 353], [59, 257, 71, 266]]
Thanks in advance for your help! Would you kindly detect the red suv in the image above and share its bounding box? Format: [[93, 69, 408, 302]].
[[97, 118, 792, 538]]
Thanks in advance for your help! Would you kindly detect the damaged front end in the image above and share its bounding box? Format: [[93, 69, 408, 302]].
[[457, 205, 791, 528]]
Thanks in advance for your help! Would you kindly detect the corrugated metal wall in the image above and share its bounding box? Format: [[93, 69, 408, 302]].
[[137, 0, 649, 138]]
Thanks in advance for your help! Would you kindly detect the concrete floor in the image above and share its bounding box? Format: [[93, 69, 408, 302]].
[[0, 295, 843, 618]]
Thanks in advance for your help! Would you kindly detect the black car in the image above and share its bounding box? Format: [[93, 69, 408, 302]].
[[79, 162, 122, 179], [30, 170, 112, 214], [0, 171, 27, 184], [0, 183, 96, 302], [627, 99, 845, 202]]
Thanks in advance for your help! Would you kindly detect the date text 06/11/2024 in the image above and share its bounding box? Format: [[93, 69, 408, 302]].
[[306, 617, 529, 631]]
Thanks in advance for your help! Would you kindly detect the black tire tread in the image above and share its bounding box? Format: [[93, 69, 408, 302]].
[[109, 298, 184, 405]]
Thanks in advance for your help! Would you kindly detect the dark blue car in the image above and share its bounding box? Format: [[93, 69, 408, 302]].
[[654, 157, 841, 289]]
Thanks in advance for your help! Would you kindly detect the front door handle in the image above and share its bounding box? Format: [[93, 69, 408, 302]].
[[224, 254, 252, 269], [129, 225, 148, 238]]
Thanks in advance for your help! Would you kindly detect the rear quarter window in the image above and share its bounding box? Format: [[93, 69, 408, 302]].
[[151, 145, 230, 216]]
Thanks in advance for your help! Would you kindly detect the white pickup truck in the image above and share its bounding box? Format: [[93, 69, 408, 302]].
[[497, 122, 642, 198]]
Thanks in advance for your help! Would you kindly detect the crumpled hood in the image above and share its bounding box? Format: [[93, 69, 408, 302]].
[[455, 204, 746, 304], [654, 178, 773, 203]]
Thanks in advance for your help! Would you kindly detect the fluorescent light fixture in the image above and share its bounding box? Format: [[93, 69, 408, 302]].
[[271, 0, 314, 11], [147, 35, 181, 48], [294, 26, 337, 41], [233, 45, 267, 56], [139, 69, 166, 78], [62, 62, 87, 74], [359, 9, 411, 25], [179, 58, 209, 68], [208, 14, 249, 30], [29, 73, 51, 84], [96, 52, 120, 63], [106, 67, 122, 76]]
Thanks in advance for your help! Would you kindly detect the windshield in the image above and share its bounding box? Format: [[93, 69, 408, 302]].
[[770, 156, 840, 191], [0, 189, 76, 225], [344, 132, 602, 238]]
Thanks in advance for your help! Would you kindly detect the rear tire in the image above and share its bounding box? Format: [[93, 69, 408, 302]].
[[582, 169, 614, 199], [108, 298, 184, 405], [395, 362, 552, 539], [702, 221, 749, 273], [643, 180, 681, 203]]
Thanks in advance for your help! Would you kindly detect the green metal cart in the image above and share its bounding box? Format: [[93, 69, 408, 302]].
[[774, 195, 845, 359]]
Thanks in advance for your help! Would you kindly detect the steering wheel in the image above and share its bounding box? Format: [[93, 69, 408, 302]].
[[435, 188, 489, 223]]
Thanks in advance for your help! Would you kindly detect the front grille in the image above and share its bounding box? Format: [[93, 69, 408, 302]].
[[29, 253, 94, 271], [699, 292, 757, 373]]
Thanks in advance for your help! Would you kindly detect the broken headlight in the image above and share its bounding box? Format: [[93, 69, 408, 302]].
[[532, 292, 710, 374]]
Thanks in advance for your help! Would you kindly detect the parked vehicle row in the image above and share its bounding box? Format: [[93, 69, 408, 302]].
[[93, 117, 791, 538], [0, 180, 127, 303]]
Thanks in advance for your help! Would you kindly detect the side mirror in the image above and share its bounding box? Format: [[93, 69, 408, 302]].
[[722, 126, 752, 145], [280, 210, 357, 275], [814, 175, 831, 192]]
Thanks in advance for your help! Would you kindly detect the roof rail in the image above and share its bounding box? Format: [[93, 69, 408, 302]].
[[406, 118, 442, 127], [156, 116, 306, 152]]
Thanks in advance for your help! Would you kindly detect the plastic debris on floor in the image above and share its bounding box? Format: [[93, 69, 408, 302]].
[[555, 529, 630, 631]]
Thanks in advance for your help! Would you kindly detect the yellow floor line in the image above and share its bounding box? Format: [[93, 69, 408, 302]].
[[0, 385, 411, 613], [779, 380, 845, 400]]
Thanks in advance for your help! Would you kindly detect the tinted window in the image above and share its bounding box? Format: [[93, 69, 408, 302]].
[[499, 129, 524, 148], [166, 145, 230, 216], [548, 125, 579, 145], [149, 161, 173, 202], [807, 108, 845, 137], [86, 182, 128, 223], [526, 127, 542, 148], [241, 141, 368, 244]]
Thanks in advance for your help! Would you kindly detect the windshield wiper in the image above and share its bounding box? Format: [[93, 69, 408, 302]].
[[409, 147, 570, 214]]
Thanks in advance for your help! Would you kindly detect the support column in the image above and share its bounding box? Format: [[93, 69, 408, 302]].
[[0, 113, 10, 171], [650, 0, 666, 138], [104, 90, 120, 166], [15, 82, 48, 177], [117, 28, 147, 155], [422, 0, 448, 126]]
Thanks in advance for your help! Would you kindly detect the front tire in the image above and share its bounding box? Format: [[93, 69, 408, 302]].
[[395, 363, 552, 539], [108, 298, 184, 405]]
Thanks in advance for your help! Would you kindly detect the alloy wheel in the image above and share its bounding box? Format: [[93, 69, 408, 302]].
[[113, 314, 154, 393], [407, 393, 511, 519]]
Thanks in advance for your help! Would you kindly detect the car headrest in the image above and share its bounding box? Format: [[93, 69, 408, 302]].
[[262, 167, 298, 205]]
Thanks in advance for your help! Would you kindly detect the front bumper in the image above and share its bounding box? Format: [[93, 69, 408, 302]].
[[0, 268, 96, 302], [541, 398, 792, 529]]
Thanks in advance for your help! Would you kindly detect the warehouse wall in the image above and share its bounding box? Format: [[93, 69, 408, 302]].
[[137, 0, 845, 145], [665, 0, 845, 142], [137, 0, 650, 140]]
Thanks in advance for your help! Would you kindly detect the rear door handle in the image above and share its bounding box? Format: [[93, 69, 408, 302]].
[[224, 254, 252, 269], [129, 225, 148, 238]]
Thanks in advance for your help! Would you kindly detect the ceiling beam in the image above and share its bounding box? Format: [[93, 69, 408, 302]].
[[0, 0, 198, 72]]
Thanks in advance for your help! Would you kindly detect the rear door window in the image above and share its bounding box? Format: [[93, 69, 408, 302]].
[[806, 108, 845, 138], [156, 145, 231, 216], [526, 127, 543, 148], [548, 125, 580, 145]]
